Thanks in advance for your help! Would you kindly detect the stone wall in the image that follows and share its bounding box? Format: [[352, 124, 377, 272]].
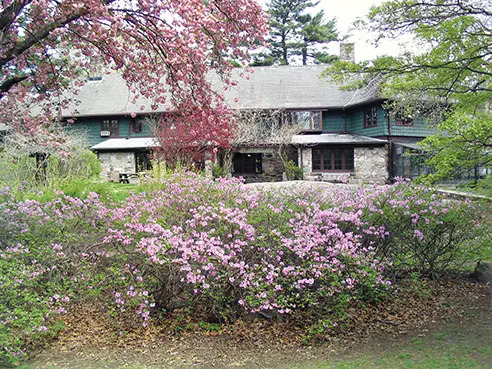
[[300, 145, 389, 184], [98, 151, 135, 180], [352, 146, 389, 184]]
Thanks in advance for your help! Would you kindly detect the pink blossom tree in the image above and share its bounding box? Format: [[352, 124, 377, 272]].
[[147, 110, 233, 167], [0, 0, 267, 140]]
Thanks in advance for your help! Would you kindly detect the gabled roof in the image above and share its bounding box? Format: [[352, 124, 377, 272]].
[[63, 65, 381, 118], [219, 66, 380, 110]]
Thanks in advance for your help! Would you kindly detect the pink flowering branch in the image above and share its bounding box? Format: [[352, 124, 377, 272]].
[[0, 0, 267, 138]]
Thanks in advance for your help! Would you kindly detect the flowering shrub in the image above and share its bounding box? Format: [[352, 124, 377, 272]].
[[0, 188, 105, 363], [359, 179, 484, 277], [0, 173, 485, 364]]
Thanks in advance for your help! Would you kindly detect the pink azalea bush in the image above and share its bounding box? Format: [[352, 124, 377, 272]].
[[0, 173, 484, 364], [359, 178, 484, 277]]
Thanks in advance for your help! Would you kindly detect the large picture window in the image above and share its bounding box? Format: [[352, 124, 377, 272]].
[[233, 153, 262, 174], [101, 119, 119, 137], [312, 148, 354, 172], [364, 107, 378, 128], [284, 110, 322, 131]]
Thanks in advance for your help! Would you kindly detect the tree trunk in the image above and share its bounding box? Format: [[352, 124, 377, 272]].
[[281, 35, 288, 65], [302, 37, 308, 65], [222, 149, 233, 175], [34, 153, 48, 183]]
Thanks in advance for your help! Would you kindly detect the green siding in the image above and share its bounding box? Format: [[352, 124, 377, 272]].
[[322, 111, 345, 133], [66, 118, 104, 147], [347, 106, 388, 136], [390, 116, 435, 137], [346, 105, 437, 138], [131, 121, 152, 137], [66, 116, 153, 148], [67, 106, 436, 150]]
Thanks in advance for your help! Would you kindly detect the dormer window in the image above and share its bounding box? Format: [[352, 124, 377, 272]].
[[284, 110, 322, 131], [364, 107, 378, 128]]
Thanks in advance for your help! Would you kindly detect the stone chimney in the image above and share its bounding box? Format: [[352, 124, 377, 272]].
[[340, 43, 355, 63]]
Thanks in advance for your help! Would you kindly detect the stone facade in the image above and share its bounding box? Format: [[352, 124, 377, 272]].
[[300, 145, 389, 184], [98, 151, 135, 180], [352, 146, 389, 184]]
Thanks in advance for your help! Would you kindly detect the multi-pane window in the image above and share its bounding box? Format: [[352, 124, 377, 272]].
[[131, 119, 142, 133], [364, 107, 378, 128], [312, 148, 354, 171], [284, 111, 322, 131], [101, 119, 119, 137], [233, 153, 262, 174], [394, 113, 414, 126]]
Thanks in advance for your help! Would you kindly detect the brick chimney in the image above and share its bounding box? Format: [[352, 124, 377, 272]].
[[340, 43, 355, 63]]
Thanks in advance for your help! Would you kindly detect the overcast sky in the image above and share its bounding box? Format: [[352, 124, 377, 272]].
[[258, 0, 405, 62]]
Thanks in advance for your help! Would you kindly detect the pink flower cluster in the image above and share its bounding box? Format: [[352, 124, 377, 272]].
[[99, 173, 394, 316]]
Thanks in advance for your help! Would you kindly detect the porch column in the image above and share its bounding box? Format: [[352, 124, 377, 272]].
[[299, 147, 312, 176]]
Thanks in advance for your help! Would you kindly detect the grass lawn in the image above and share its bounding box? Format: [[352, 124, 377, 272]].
[[285, 305, 492, 369], [288, 334, 491, 369]]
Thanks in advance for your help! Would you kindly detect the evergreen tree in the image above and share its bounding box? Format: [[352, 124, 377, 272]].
[[263, 0, 338, 65], [267, 0, 311, 65], [298, 11, 338, 65]]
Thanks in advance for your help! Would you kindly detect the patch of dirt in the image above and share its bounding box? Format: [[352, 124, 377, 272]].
[[28, 278, 492, 369]]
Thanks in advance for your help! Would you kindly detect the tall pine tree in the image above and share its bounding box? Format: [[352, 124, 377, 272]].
[[262, 0, 338, 65], [298, 10, 338, 65]]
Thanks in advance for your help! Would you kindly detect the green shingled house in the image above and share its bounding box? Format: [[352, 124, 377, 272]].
[[63, 65, 434, 183]]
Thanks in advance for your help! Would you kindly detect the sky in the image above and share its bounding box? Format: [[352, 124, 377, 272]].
[[258, 0, 407, 62]]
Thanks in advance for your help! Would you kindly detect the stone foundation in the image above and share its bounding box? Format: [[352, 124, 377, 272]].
[[98, 151, 135, 180], [300, 145, 389, 184]]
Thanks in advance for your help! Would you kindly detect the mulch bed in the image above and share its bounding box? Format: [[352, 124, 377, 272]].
[[29, 275, 491, 369]]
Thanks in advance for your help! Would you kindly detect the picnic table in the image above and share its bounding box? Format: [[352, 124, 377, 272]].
[[119, 173, 139, 184]]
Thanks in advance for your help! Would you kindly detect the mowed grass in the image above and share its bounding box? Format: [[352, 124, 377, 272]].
[[286, 317, 492, 369], [291, 343, 492, 369]]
